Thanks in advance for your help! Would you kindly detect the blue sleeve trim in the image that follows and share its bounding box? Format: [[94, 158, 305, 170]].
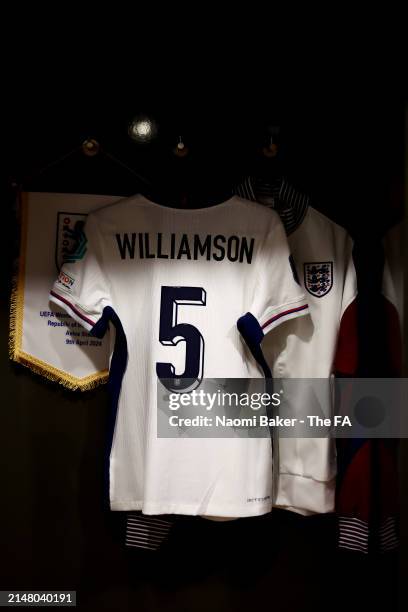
[[91, 306, 128, 509], [237, 312, 272, 379]]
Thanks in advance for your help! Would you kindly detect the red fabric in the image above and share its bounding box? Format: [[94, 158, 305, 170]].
[[334, 299, 358, 376], [337, 444, 372, 521], [382, 296, 402, 376], [335, 294, 401, 552]]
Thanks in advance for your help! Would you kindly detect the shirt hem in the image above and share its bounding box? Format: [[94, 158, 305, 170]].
[[110, 500, 273, 517], [274, 473, 335, 514]]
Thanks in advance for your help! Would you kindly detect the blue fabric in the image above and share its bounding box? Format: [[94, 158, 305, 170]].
[[237, 312, 272, 380], [91, 306, 128, 508]]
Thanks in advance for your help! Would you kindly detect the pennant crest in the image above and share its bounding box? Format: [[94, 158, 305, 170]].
[[55, 212, 88, 271]]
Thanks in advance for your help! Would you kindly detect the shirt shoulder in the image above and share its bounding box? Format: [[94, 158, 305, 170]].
[[303, 207, 352, 242], [89, 194, 285, 235], [291, 207, 354, 260]]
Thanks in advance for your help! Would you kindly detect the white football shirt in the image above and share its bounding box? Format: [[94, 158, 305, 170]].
[[262, 206, 357, 515], [50, 195, 309, 517]]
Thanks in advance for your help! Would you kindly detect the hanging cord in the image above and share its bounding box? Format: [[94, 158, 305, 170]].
[[102, 149, 152, 189], [17, 145, 83, 188], [14, 140, 152, 191]]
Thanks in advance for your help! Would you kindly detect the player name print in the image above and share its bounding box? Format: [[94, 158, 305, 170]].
[[115, 232, 256, 264]]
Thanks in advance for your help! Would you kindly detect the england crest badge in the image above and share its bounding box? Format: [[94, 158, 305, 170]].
[[55, 212, 88, 271], [304, 262, 333, 298]]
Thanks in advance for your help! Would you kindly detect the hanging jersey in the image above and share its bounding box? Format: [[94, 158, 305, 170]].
[[261, 205, 358, 515], [336, 229, 401, 553], [125, 181, 358, 550], [50, 194, 309, 517]]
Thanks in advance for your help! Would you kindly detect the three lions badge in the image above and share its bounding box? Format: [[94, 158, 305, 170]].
[[304, 262, 333, 297]]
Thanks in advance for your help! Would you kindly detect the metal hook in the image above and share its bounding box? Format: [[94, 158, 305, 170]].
[[174, 135, 188, 157], [82, 138, 100, 157], [262, 135, 278, 158]]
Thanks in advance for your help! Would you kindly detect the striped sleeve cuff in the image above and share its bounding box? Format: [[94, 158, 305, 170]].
[[125, 513, 173, 551], [259, 298, 309, 335], [49, 289, 97, 333], [378, 516, 399, 552], [337, 515, 399, 554], [338, 517, 369, 553]]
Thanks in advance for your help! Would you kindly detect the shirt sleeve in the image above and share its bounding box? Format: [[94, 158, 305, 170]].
[[335, 237, 399, 554], [49, 212, 112, 334], [237, 216, 309, 378], [249, 218, 309, 335]]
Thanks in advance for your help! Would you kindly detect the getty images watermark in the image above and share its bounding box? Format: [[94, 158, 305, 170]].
[[156, 378, 407, 438]]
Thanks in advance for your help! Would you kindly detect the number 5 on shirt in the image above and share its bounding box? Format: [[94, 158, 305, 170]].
[[156, 286, 206, 392]]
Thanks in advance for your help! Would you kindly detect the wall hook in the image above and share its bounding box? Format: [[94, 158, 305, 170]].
[[82, 139, 100, 157]]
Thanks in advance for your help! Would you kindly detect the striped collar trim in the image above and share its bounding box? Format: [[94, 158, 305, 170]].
[[234, 176, 309, 235]]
